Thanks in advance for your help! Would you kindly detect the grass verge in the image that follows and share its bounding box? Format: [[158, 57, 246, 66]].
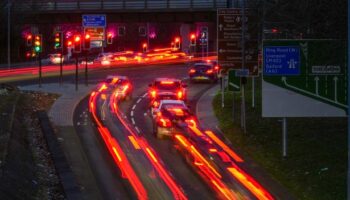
[[213, 77, 346, 200]]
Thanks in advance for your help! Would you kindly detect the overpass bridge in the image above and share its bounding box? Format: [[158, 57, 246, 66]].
[[12, 0, 230, 13]]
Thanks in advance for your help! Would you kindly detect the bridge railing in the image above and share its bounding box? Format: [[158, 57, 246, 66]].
[[13, 0, 229, 12]]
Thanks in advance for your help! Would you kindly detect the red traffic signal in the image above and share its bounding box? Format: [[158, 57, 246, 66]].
[[142, 43, 148, 53], [174, 37, 181, 49], [84, 34, 91, 50], [271, 28, 279, 33], [107, 32, 113, 44], [73, 35, 81, 53], [26, 34, 33, 47], [67, 40, 72, 47], [190, 34, 196, 46]]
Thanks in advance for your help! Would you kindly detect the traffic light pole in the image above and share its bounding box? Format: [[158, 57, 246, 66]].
[[38, 53, 42, 88], [85, 51, 88, 86], [59, 47, 63, 85], [7, 0, 11, 69], [75, 54, 78, 91]]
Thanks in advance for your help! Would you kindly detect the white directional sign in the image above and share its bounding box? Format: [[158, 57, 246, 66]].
[[217, 8, 259, 76]]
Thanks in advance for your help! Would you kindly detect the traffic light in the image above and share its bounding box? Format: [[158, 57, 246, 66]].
[[73, 35, 81, 53], [271, 28, 279, 33], [107, 32, 113, 44], [26, 34, 33, 47], [34, 34, 42, 53], [84, 34, 91, 50], [25, 51, 31, 59], [142, 43, 148, 53], [190, 34, 196, 46], [174, 37, 180, 49], [54, 31, 63, 49]]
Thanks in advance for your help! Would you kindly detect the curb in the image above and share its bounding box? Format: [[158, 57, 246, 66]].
[[38, 111, 82, 200]]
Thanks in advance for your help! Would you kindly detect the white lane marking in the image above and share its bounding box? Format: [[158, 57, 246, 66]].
[[132, 105, 136, 110], [131, 118, 136, 125], [142, 93, 148, 98], [130, 111, 134, 117], [135, 126, 140, 133], [136, 98, 142, 104], [144, 112, 147, 116]]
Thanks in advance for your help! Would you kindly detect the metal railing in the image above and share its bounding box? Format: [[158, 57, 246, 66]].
[[12, 0, 228, 12]]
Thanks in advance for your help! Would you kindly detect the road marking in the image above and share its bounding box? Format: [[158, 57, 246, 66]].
[[136, 98, 142, 104], [132, 104, 136, 110], [142, 93, 148, 98], [131, 118, 135, 125], [130, 111, 134, 117], [135, 126, 140, 133], [144, 112, 147, 116]]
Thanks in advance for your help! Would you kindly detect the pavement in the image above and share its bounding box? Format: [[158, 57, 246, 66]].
[[19, 83, 103, 200], [19, 83, 95, 126], [195, 85, 296, 200]]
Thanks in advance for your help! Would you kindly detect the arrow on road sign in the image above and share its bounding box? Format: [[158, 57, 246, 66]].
[[314, 76, 319, 95], [281, 76, 347, 108], [333, 76, 338, 102]]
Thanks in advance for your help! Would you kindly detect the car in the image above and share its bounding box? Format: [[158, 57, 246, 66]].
[[105, 75, 133, 100], [48, 53, 64, 64], [148, 78, 187, 109], [95, 53, 114, 65], [188, 61, 220, 83], [152, 100, 192, 139]]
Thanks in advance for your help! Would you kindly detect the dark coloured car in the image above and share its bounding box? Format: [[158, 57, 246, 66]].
[[188, 62, 220, 83]]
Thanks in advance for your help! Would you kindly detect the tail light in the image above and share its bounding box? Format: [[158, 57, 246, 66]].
[[214, 65, 219, 71], [157, 117, 172, 127], [152, 100, 159, 108], [177, 91, 183, 99], [150, 89, 157, 98], [189, 69, 196, 74], [185, 117, 197, 127], [206, 69, 214, 74]]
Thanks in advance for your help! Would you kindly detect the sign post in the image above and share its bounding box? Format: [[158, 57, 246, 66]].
[[218, 7, 259, 133]]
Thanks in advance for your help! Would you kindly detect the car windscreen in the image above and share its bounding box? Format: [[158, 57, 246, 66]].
[[193, 65, 211, 71], [155, 81, 180, 90]]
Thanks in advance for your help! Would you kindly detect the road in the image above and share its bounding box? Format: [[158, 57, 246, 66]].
[[9, 61, 273, 200], [73, 64, 218, 199]]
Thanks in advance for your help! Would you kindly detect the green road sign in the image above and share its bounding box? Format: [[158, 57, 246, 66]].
[[263, 39, 347, 115], [228, 69, 240, 92]]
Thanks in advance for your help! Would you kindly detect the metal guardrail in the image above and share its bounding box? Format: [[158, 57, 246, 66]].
[[12, 0, 228, 12]]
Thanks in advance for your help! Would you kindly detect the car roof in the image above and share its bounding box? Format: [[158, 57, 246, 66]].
[[106, 75, 128, 80], [194, 63, 213, 67], [154, 78, 181, 82], [159, 99, 186, 105]]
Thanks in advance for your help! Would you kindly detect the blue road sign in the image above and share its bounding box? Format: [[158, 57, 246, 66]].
[[263, 46, 300, 75], [82, 15, 106, 27]]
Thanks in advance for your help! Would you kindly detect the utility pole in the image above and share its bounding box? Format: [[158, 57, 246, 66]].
[[241, 0, 247, 133], [7, 0, 11, 69], [347, 0, 350, 198]]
